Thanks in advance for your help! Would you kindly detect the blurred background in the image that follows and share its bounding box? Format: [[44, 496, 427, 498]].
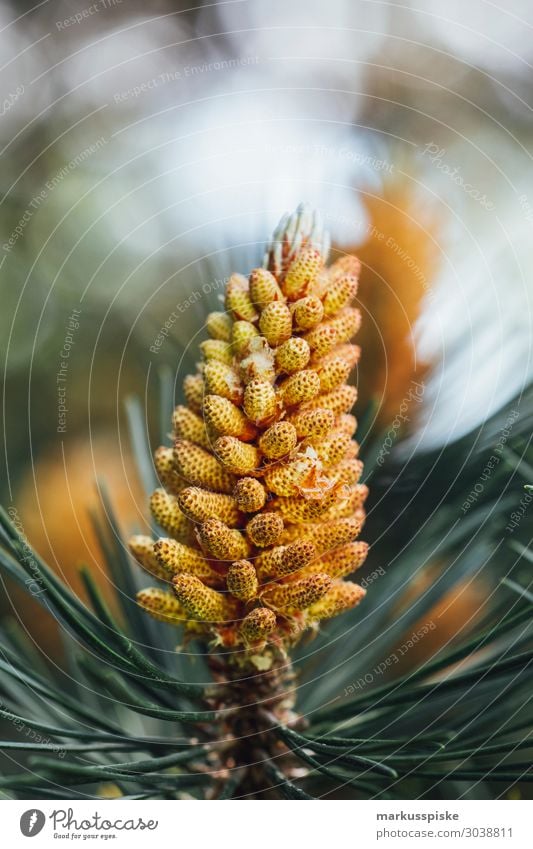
[[1, 0, 532, 657]]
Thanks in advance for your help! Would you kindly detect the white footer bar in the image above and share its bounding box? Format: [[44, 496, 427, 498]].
[[2, 799, 530, 848]]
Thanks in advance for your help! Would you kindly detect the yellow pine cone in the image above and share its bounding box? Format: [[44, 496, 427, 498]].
[[183, 373, 204, 412], [320, 541, 369, 578], [303, 323, 338, 358], [272, 488, 340, 523], [231, 320, 259, 357], [150, 488, 189, 540], [132, 205, 370, 662], [258, 421, 298, 459], [240, 607, 277, 643], [275, 336, 311, 373], [249, 267, 283, 308], [206, 311, 232, 341], [225, 273, 259, 322], [173, 439, 236, 493], [263, 454, 320, 497], [335, 458, 364, 487], [243, 379, 278, 425], [172, 406, 210, 448], [214, 435, 261, 475], [262, 573, 332, 612], [283, 246, 323, 300], [294, 516, 362, 554], [304, 308, 361, 356], [177, 486, 242, 527], [172, 574, 236, 622], [336, 413, 358, 437], [246, 513, 284, 548], [315, 357, 352, 393], [330, 307, 362, 344], [258, 301, 292, 347], [233, 477, 267, 512], [290, 408, 334, 442], [196, 518, 250, 561], [295, 384, 358, 417], [227, 560, 259, 601], [203, 360, 243, 404], [278, 369, 321, 407], [153, 537, 222, 586], [137, 587, 188, 624], [307, 581, 366, 621], [325, 343, 361, 370], [129, 535, 169, 581], [203, 394, 257, 441], [315, 432, 352, 466], [344, 439, 360, 458], [292, 295, 324, 330], [298, 541, 369, 580], [256, 540, 316, 578], [328, 254, 361, 283], [323, 484, 369, 518], [200, 339, 233, 364], [322, 273, 358, 316], [153, 447, 185, 494]]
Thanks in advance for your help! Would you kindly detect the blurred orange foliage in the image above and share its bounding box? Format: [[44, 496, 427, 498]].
[[347, 177, 440, 424]]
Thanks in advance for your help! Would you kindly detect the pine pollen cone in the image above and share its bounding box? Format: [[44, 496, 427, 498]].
[[132, 206, 368, 668]]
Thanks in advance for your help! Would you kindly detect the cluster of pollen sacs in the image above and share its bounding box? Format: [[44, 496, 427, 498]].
[[129, 235, 369, 668]]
